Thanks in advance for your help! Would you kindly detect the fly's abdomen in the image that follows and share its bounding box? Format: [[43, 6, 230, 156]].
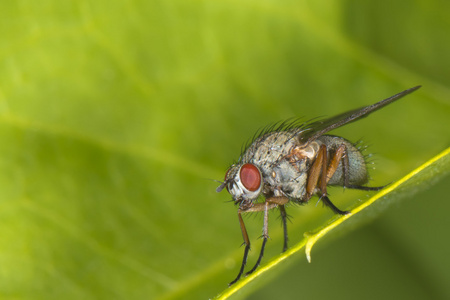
[[317, 135, 368, 186]]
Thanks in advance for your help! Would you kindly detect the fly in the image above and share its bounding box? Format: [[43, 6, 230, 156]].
[[216, 86, 421, 285]]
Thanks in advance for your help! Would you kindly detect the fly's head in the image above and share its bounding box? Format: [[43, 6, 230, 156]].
[[216, 162, 263, 209]]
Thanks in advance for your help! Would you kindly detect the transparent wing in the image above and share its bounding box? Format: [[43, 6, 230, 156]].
[[299, 86, 421, 145]]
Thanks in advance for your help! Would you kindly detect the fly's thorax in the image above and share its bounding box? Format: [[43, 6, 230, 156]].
[[317, 135, 368, 186], [262, 140, 319, 200], [269, 159, 309, 199], [241, 131, 298, 166], [238, 132, 321, 201]]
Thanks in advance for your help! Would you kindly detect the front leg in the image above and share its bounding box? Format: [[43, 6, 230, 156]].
[[229, 196, 288, 285], [228, 210, 251, 286], [244, 196, 289, 276], [244, 201, 270, 276]]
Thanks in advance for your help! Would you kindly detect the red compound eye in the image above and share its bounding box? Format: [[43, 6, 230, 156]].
[[239, 163, 261, 192]]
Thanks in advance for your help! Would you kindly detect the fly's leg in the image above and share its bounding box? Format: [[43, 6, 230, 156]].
[[321, 144, 350, 215], [306, 144, 325, 198], [341, 145, 350, 187], [244, 197, 289, 276], [347, 185, 386, 191], [228, 211, 251, 286], [229, 201, 274, 285], [279, 205, 289, 252], [324, 143, 347, 185], [245, 201, 270, 276], [321, 196, 349, 215], [306, 144, 349, 215], [229, 197, 289, 284]]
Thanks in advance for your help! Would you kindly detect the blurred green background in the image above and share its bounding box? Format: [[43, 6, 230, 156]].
[[0, 1, 449, 299]]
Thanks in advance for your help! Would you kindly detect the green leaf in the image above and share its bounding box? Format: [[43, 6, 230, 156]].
[[0, 1, 449, 300]]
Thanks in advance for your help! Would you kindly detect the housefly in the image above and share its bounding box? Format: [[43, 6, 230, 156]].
[[216, 86, 421, 285]]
